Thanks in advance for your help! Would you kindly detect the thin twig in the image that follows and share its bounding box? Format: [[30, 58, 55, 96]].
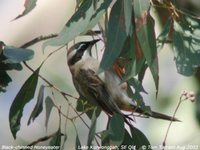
[[162, 96, 184, 150]]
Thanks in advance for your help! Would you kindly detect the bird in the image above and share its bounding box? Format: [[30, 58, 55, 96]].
[[67, 39, 179, 122]]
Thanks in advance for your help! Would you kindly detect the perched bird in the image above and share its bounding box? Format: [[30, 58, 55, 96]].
[[67, 39, 179, 121]]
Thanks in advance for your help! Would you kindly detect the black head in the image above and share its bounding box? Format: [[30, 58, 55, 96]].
[[67, 39, 100, 65]]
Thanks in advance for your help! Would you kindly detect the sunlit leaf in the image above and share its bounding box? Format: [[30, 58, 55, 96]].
[[43, 0, 112, 48], [14, 0, 37, 20], [9, 67, 40, 139], [45, 96, 54, 130], [109, 113, 124, 146], [3, 46, 34, 63], [27, 85, 45, 125], [98, 0, 127, 73]]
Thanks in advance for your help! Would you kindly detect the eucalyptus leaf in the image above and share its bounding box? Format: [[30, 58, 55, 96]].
[[27, 85, 45, 125], [98, 0, 127, 73], [45, 96, 54, 130], [9, 67, 40, 139], [133, 0, 159, 91], [14, 0, 38, 20]]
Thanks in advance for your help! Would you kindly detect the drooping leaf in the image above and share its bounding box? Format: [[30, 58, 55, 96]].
[[27, 85, 45, 125], [134, 0, 159, 91], [98, 0, 127, 73], [157, 17, 172, 49], [14, 0, 38, 20], [3, 46, 34, 63], [9, 67, 40, 139], [43, 0, 112, 48], [50, 128, 61, 149], [108, 113, 125, 146], [173, 17, 200, 76], [87, 110, 97, 147], [45, 96, 54, 130], [130, 126, 151, 150]]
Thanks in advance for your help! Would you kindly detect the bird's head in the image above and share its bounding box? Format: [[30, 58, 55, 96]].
[[67, 39, 100, 66]]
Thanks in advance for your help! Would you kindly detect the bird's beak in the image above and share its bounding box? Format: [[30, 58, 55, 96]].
[[88, 39, 100, 56], [90, 39, 101, 45]]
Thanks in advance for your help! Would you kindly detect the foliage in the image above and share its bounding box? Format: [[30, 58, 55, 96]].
[[1, 0, 200, 149]]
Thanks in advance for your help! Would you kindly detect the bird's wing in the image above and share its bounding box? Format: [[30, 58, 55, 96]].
[[79, 68, 122, 115]]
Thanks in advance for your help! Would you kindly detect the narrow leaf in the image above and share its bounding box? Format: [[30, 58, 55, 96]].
[[27, 85, 45, 125], [9, 67, 40, 139], [14, 0, 37, 20], [98, 0, 127, 73], [43, 0, 112, 48], [134, 1, 159, 91], [109, 113, 125, 146], [45, 96, 54, 130], [3, 46, 34, 63]]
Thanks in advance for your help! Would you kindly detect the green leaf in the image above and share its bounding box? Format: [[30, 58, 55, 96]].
[[98, 0, 127, 73], [76, 134, 82, 150], [87, 110, 97, 147], [14, 0, 37, 20], [109, 113, 125, 146], [45, 96, 54, 130], [173, 18, 200, 76], [3, 46, 34, 63], [134, 0, 159, 91], [157, 17, 172, 49], [9, 67, 40, 139], [130, 126, 151, 150], [43, 0, 112, 48], [124, 0, 133, 35], [27, 85, 45, 125], [50, 129, 61, 148]]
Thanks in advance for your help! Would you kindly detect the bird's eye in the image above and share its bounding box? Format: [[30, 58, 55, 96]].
[[77, 43, 87, 51]]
